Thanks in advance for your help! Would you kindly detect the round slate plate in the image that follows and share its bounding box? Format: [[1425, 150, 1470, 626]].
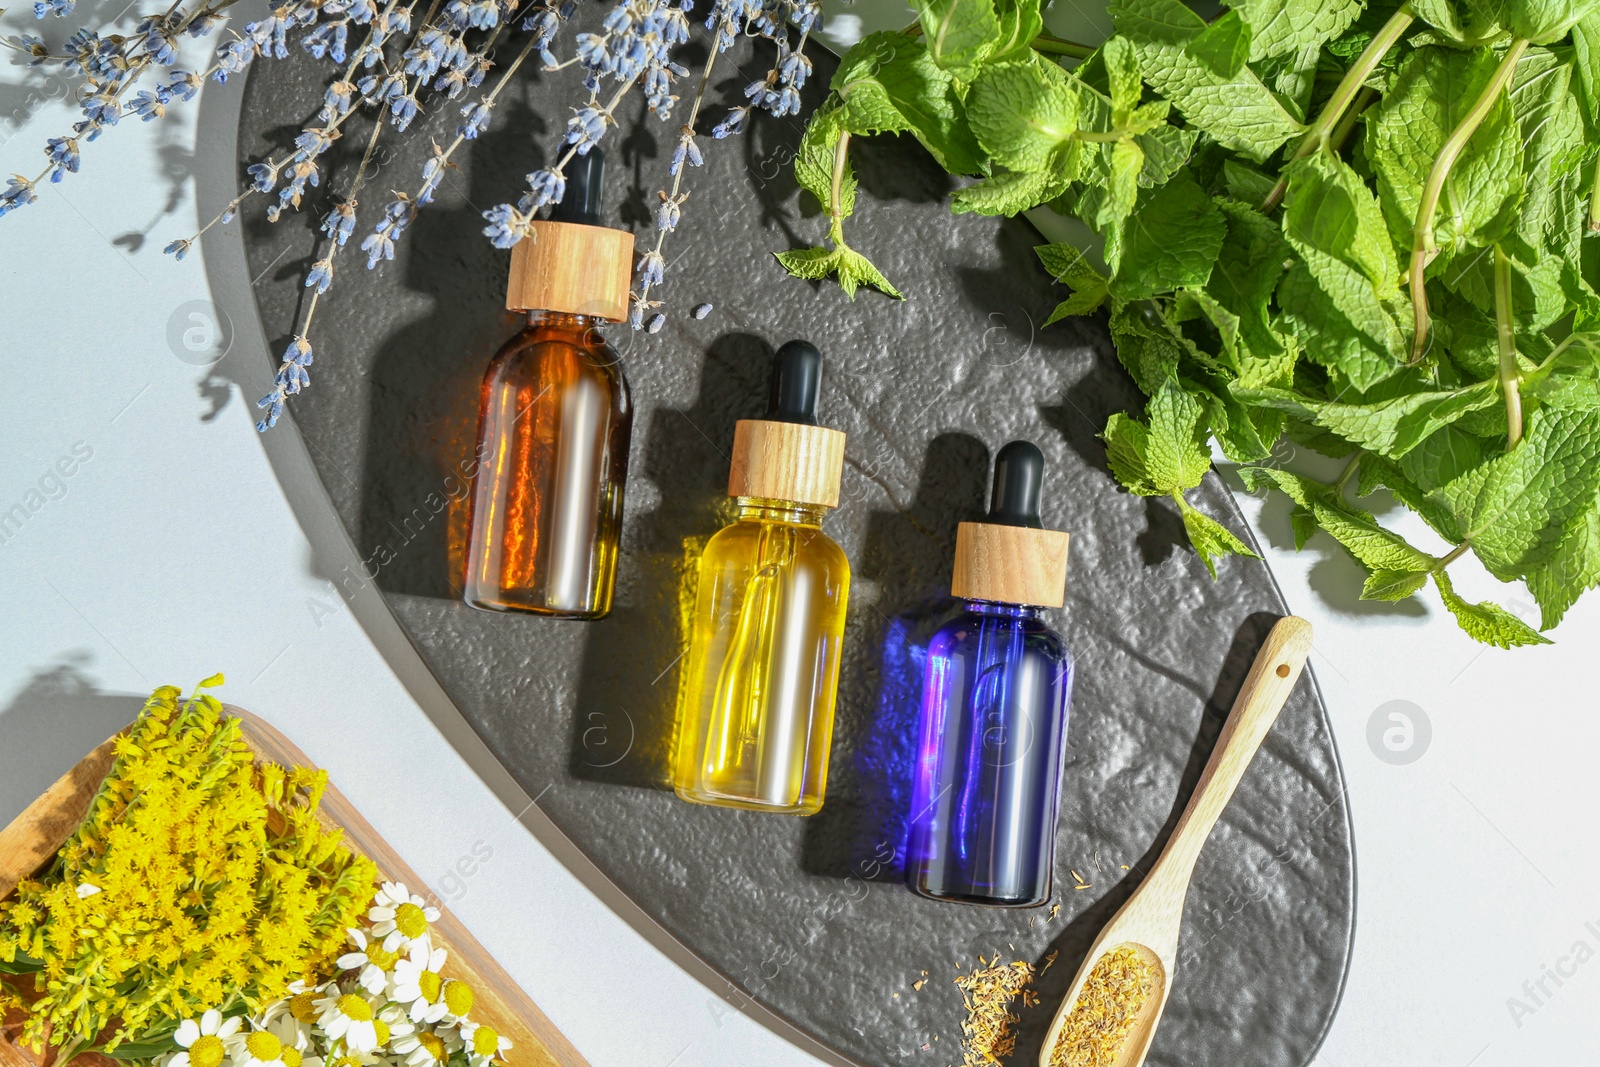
[[232, 18, 1354, 1066]]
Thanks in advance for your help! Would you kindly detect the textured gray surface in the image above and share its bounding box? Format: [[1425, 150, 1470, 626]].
[[237, 19, 1354, 1067]]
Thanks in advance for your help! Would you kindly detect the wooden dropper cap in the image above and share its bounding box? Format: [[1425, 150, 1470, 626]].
[[505, 149, 634, 323], [951, 440, 1071, 609], [727, 340, 847, 508]]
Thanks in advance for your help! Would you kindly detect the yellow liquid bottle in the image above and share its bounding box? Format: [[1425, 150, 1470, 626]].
[[672, 341, 850, 815]]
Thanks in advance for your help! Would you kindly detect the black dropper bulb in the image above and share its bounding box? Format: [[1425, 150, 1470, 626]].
[[767, 340, 823, 426], [548, 148, 605, 227], [988, 440, 1045, 528]]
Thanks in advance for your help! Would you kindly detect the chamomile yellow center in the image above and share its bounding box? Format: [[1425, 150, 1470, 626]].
[[372, 1020, 391, 1047], [442, 980, 473, 1017], [470, 1027, 500, 1058], [337, 994, 374, 1022], [190, 1035, 226, 1067], [290, 993, 319, 1023], [418, 1034, 445, 1062], [418, 971, 443, 1004], [394, 902, 428, 939], [365, 942, 400, 970], [281, 1049, 302, 1067], [246, 1032, 283, 1061]]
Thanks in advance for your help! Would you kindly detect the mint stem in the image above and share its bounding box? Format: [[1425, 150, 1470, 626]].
[[1437, 542, 1471, 568], [829, 129, 852, 239], [1408, 37, 1530, 364], [1493, 244, 1524, 449], [1335, 452, 1361, 495], [1589, 152, 1600, 232], [1030, 34, 1096, 59], [1258, 5, 1413, 214]]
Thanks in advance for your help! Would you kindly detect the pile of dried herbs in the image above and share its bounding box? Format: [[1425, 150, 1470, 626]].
[[784, 0, 1600, 647]]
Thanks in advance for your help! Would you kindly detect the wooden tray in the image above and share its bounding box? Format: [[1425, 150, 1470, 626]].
[[0, 708, 586, 1067]]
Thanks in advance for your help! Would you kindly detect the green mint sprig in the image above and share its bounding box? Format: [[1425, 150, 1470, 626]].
[[784, 0, 1600, 646]]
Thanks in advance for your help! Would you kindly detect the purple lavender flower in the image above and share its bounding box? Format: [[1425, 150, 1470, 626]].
[[302, 21, 349, 63], [169, 70, 202, 102], [247, 160, 280, 193], [45, 136, 80, 181], [81, 92, 120, 126], [481, 202, 526, 248], [711, 106, 746, 139], [322, 201, 357, 245], [637, 250, 665, 286], [0, 176, 39, 218], [163, 237, 192, 259], [566, 106, 607, 151], [130, 88, 171, 121], [305, 258, 334, 293], [32, 0, 74, 18], [361, 197, 415, 267], [459, 100, 492, 138]]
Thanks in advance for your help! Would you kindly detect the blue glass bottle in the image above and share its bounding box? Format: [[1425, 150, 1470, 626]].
[[905, 441, 1074, 907]]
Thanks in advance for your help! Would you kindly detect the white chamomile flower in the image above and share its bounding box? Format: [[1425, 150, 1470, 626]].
[[368, 883, 439, 954], [337, 927, 402, 995], [170, 1009, 243, 1067], [390, 1030, 453, 1067], [314, 991, 381, 1053], [237, 1022, 303, 1067], [457, 1022, 512, 1067], [388, 944, 451, 1024], [377, 1003, 418, 1049], [436, 979, 474, 1026]]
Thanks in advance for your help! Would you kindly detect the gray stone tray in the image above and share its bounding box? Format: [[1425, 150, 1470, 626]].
[[235, 18, 1354, 1066]]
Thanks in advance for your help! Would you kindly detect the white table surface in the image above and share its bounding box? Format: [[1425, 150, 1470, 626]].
[[3, 7, 1598, 1065]]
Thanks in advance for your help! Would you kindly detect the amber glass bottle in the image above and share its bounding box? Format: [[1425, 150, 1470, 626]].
[[673, 340, 850, 814], [463, 150, 636, 619]]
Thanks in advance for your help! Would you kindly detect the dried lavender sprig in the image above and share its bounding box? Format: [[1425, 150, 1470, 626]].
[[257, 107, 391, 430], [2, 0, 289, 218], [361, 23, 542, 268], [627, 11, 732, 327], [481, 69, 640, 247]]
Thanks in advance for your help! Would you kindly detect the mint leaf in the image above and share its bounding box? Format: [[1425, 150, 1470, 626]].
[[830, 34, 986, 175], [1507, 49, 1585, 252], [989, 0, 1044, 62], [966, 57, 1080, 172], [1102, 411, 1159, 493], [1434, 406, 1600, 581], [1363, 568, 1431, 601], [1239, 466, 1440, 572], [1135, 124, 1197, 188], [1177, 495, 1261, 578], [1278, 153, 1408, 390], [1036, 243, 1109, 320], [1102, 35, 1143, 121], [1186, 10, 1252, 77], [1098, 380, 1210, 494], [953, 167, 1074, 216], [1233, 379, 1500, 459], [1500, 0, 1600, 44], [1523, 502, 1600, 628], [1109, 303, 1182, 394], [1110, 0, 1303, 162], [1209, 199, 1295, 387], [1232, 0, 1361, 60], [775, 243, 904, 300], [1110, 172, 1226, 300], [1433, 570, 1551, 647], [910, 0, 998, 82], [1365, 45, 1524, 261], [1144, 378, 1213, 491]]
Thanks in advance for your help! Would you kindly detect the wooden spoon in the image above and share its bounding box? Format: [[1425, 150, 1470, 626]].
[[1037, 615, 1314, 1067]]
